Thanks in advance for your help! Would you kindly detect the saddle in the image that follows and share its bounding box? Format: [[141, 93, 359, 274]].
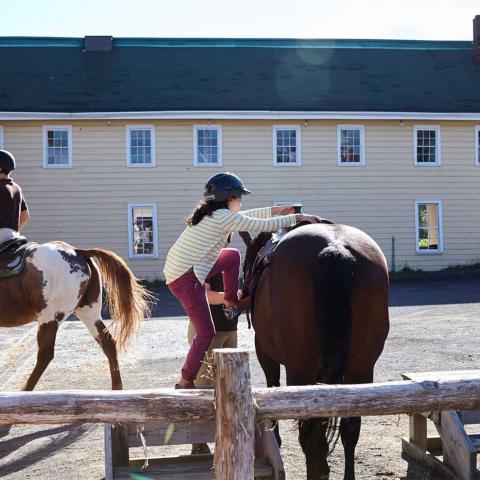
[[0, 237, 38, 279], [246, 218, 334, 324]]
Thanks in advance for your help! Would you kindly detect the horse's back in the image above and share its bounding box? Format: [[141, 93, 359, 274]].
[[280, 223, 387, 269], [0, 241, 92, 327]]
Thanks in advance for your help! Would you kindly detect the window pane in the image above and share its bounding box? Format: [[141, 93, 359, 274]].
[[416, 130, 437, 163], [418, 204, 427, 227], [417, 203, 439, 251], [47, 130, 70, 165], [276, 129, 297, 164], [129, 129, 153, 165], [132, 207, 154, 255], [197, 128, 219, 164], [340, 129, 362, 164]]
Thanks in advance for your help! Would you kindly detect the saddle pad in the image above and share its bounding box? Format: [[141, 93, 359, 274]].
[[0, 242, 38, 279]]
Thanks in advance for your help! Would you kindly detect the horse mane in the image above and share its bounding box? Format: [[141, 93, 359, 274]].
[[242, 232, 272, 280]]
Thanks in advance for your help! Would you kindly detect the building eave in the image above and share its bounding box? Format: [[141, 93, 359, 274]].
[[1, 111, 480, 121]]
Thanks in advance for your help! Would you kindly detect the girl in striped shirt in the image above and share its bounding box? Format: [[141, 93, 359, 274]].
[[164, 172, 318, 389]]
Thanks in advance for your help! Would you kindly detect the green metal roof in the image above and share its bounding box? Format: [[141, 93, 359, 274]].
[[0, 36, 479, 113]]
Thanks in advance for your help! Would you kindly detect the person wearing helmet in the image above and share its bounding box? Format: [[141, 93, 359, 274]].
[[0, 150, 29, 243], [164, 172, 319, 389]]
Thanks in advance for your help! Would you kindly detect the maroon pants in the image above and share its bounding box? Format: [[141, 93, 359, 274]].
[[168, 248, 240, 381]]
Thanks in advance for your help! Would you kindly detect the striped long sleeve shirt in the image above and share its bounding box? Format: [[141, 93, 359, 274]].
[[163, 207, 296, 284]]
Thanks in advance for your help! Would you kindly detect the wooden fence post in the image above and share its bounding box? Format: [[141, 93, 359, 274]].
[[214, 348, 255, 480]]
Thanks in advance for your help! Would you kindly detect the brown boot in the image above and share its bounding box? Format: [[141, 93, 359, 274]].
[[175, 380, 195, 389]]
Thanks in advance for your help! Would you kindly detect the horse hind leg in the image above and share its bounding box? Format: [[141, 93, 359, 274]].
[[75, 263, 122, 390], [340, 417, 361, 480], [23, 318, 60, 391], [299, 418, 330, 480]]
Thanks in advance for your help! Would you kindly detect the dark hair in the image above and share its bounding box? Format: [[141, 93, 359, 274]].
[[187, 198, 230, 226]]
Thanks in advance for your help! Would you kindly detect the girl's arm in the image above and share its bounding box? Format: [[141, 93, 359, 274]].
[[240, 205, 295, 219], [205, 282, 226, 305], [239, 207, 272, 219], [221, 210, 297, 234]]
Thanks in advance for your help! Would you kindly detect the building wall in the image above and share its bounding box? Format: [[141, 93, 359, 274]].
[[2, 119, 480, 279]]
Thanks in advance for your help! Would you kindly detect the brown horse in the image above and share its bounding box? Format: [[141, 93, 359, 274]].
[[0, 238, 151, 392], [241, 222, 390, 480]]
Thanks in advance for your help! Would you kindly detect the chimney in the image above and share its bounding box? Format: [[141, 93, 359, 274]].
[[474, 16, 480, 60], [84, 36, 113, 52]]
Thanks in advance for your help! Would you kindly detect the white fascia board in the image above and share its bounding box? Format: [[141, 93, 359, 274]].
[[1, 110, 480, 121]]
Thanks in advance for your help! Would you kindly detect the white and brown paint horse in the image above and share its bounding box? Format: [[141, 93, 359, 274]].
[[0, 228, 151, 392]]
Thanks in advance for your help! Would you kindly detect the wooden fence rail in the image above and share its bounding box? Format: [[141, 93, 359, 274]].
[[1, 349, 480, 479]]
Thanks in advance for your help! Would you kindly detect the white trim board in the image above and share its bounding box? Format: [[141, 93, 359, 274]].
[[475, 125, 480, 166], [414, 200, 444, 254], [193, 124, 223, 167], [42, 125, 73, 169], [272, 124, 301, 167], [336, 124, 365, 167], [413, 124, 441, 167], [127, 202, 159, 259], [126, 125, 156, 168], [2, 111, 480, 121]]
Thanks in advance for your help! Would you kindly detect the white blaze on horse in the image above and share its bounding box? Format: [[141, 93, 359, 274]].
[[0, 228, 151, 391]]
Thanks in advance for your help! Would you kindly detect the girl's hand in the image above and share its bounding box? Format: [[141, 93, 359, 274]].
[[272, 205, 295, 216]]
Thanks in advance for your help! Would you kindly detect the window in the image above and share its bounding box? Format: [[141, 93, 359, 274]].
[[127, 125, 155, 167], [0, 126, 3, 149], [414, 125, 441, 166], [273, 200, 303, 212], [128, 203, 158, 258], [337, 125, 365, 166], [475, 126, 480, 166], [194, 125, 222, 166], [273, 125, 301, 166], [43, 126, 72, 168], [415, 201, 443, 253]]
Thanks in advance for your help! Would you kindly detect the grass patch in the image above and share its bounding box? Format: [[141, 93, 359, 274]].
[[390, 263, 480, 280]]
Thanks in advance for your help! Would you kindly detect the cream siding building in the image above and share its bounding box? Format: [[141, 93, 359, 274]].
[[1, 31, 480, 279]]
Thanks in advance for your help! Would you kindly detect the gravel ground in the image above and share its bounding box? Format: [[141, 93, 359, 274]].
[[1, 273, 479, 479]]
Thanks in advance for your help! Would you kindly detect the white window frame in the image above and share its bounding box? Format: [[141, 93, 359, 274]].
[[128, 202, 159, 259], [272, 125, 301, 167], [126, 125, 156, 167], [0, 126, 4, 149], [475, 125, 480, 166], [414, 125, 441, 166], [415, 200, 443, 254], [273, 200, 303, 207], [336, 124, 365, 166], [43, 125, 73, 168], [193, 124, 223, 167]]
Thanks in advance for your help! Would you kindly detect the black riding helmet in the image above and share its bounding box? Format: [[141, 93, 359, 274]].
[[0, 150, 16, 174], [204, 172, 251, 202]]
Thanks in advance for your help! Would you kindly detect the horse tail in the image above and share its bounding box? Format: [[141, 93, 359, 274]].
[[315, 242, 356, 385], [78, 248, 153, 352]]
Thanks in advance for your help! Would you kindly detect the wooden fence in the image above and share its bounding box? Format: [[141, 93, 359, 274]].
[[1, 349, 480, 478]]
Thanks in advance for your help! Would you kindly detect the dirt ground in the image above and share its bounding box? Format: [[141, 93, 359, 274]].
[[1, 273, 480, 479]]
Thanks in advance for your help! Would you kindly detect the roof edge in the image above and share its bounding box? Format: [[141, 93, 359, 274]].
[[1, 111, 480, 121], [0, 36, 473, 50]]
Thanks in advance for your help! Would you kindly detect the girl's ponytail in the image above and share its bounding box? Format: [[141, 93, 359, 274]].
[[187, 199, 229, 226]]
